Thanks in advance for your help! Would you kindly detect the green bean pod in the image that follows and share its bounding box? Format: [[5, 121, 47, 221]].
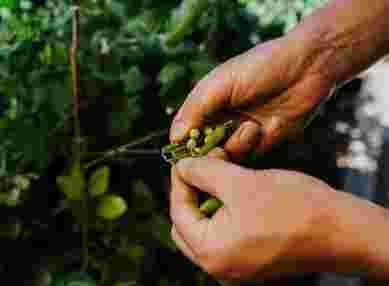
[[199, 197, 223, 216]]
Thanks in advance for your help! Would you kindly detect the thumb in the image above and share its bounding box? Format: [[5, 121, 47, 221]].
[[175, 157, 255, 203]]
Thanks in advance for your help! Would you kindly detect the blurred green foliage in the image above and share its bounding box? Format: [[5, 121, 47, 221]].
[[241, 0, 327, 33], [0, 0, 327, 285]]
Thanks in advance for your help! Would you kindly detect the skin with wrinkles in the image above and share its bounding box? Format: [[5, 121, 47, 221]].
[[171, 155, 389, 282], [170, 0, 389, 160], [169, 0, 389, 283]]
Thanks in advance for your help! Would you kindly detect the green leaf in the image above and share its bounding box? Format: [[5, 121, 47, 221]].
[[3, 0, 17, 10], [110, 111, 131, 134], [157, 63, 186, 85], [56, 162, 86, 201], [0, 220, 22, 240], [109, 1, 127, 19], [32, 270, 52, 286], [126, 244, 146, 264], [48, 79, 71, 117], [131, 179, 156, 215], [32, 86, 49, 113], [53, 272, 96, 286], [122, 66, 146, 95], [89, 166, 110, 197], [39, 43, 53, 65], [96, 194, 128, 220], [7, 117, 50, 171], [127, 17, 147, 33], [52, 7, 73, 30], [127, 95, 143, 120], [165, 0, 210, 47], [189, 58, 215, 81], [4, 187, 22, 207]]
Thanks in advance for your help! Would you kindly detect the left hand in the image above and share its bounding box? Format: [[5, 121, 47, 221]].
[[170, 156, 389, 282]]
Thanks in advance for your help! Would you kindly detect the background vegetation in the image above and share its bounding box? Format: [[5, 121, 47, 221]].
[[0, 1, 345, 285]]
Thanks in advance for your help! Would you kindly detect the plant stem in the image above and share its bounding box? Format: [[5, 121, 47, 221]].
[[70, 0, 89, 272], [84, 128, 168, 170], [70, 2, 82, 158]]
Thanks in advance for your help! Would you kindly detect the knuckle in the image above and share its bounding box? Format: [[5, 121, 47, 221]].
[[201, 255, 244, 281], [195, 245, 224, 275], [196, 244, 211, 262], [223, 270, 246, 281], [201, 255, 228, 278]]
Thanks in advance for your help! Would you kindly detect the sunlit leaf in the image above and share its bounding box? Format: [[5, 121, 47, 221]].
[[122, 66, 146, 94], [89, 166, 110, 197], [96, 194, 128, 220], [157, 63, 186, 85], [56, 162, 86, 201]]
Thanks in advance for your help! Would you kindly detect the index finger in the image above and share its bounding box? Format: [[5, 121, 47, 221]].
[[170, 68, 234, 142], [175, 157, 255, 204], [169, 38, 292, 143]]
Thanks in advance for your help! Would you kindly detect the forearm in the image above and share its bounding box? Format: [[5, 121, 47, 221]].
[[288, 0, 389, 83], [285, 1, 389, 276]]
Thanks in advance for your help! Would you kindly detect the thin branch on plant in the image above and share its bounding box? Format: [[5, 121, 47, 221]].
[[70, 2, 82, 155], [70, 0, 89, 272], [84, 128, 169, 170]]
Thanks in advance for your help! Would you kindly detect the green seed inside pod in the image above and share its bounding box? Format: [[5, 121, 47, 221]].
[[204, 127, 214, 136], [199, 126, 227, 156], [204, 135, 212, 145], [186, 138, 197, 150], [190, 129, 201, 139]]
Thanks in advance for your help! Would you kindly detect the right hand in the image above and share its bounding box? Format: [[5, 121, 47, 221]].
[[170, 36, 334, 161]]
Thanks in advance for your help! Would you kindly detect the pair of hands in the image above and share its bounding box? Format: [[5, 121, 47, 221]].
[[168, 25, 389, 282]]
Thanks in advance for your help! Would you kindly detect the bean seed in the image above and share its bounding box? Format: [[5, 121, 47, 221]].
[[190, 129, 200, 139], [204, 127, 213, 136]]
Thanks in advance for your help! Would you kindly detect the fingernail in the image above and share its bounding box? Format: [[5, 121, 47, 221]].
[[239, 121, 262, 146], [171, 121, 188, 141], [176, 157, 195, 170]]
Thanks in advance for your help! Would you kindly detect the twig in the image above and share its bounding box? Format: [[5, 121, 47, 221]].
[[70, 2, 82, 155], [70, 1, 89, 272], [84, 128, 168, 170]]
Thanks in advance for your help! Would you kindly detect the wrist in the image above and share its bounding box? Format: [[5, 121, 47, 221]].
[[287, 0, 389, 84], [328, 191, 389, 278], [358, 206, 389, 279]]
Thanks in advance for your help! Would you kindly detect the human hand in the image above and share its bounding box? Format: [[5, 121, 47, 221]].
[[170, 36, 334, 161], [170, 156, 389, 282]]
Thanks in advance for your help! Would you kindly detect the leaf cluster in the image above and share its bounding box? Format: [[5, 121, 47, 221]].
[[0, 0, 328, 285]]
